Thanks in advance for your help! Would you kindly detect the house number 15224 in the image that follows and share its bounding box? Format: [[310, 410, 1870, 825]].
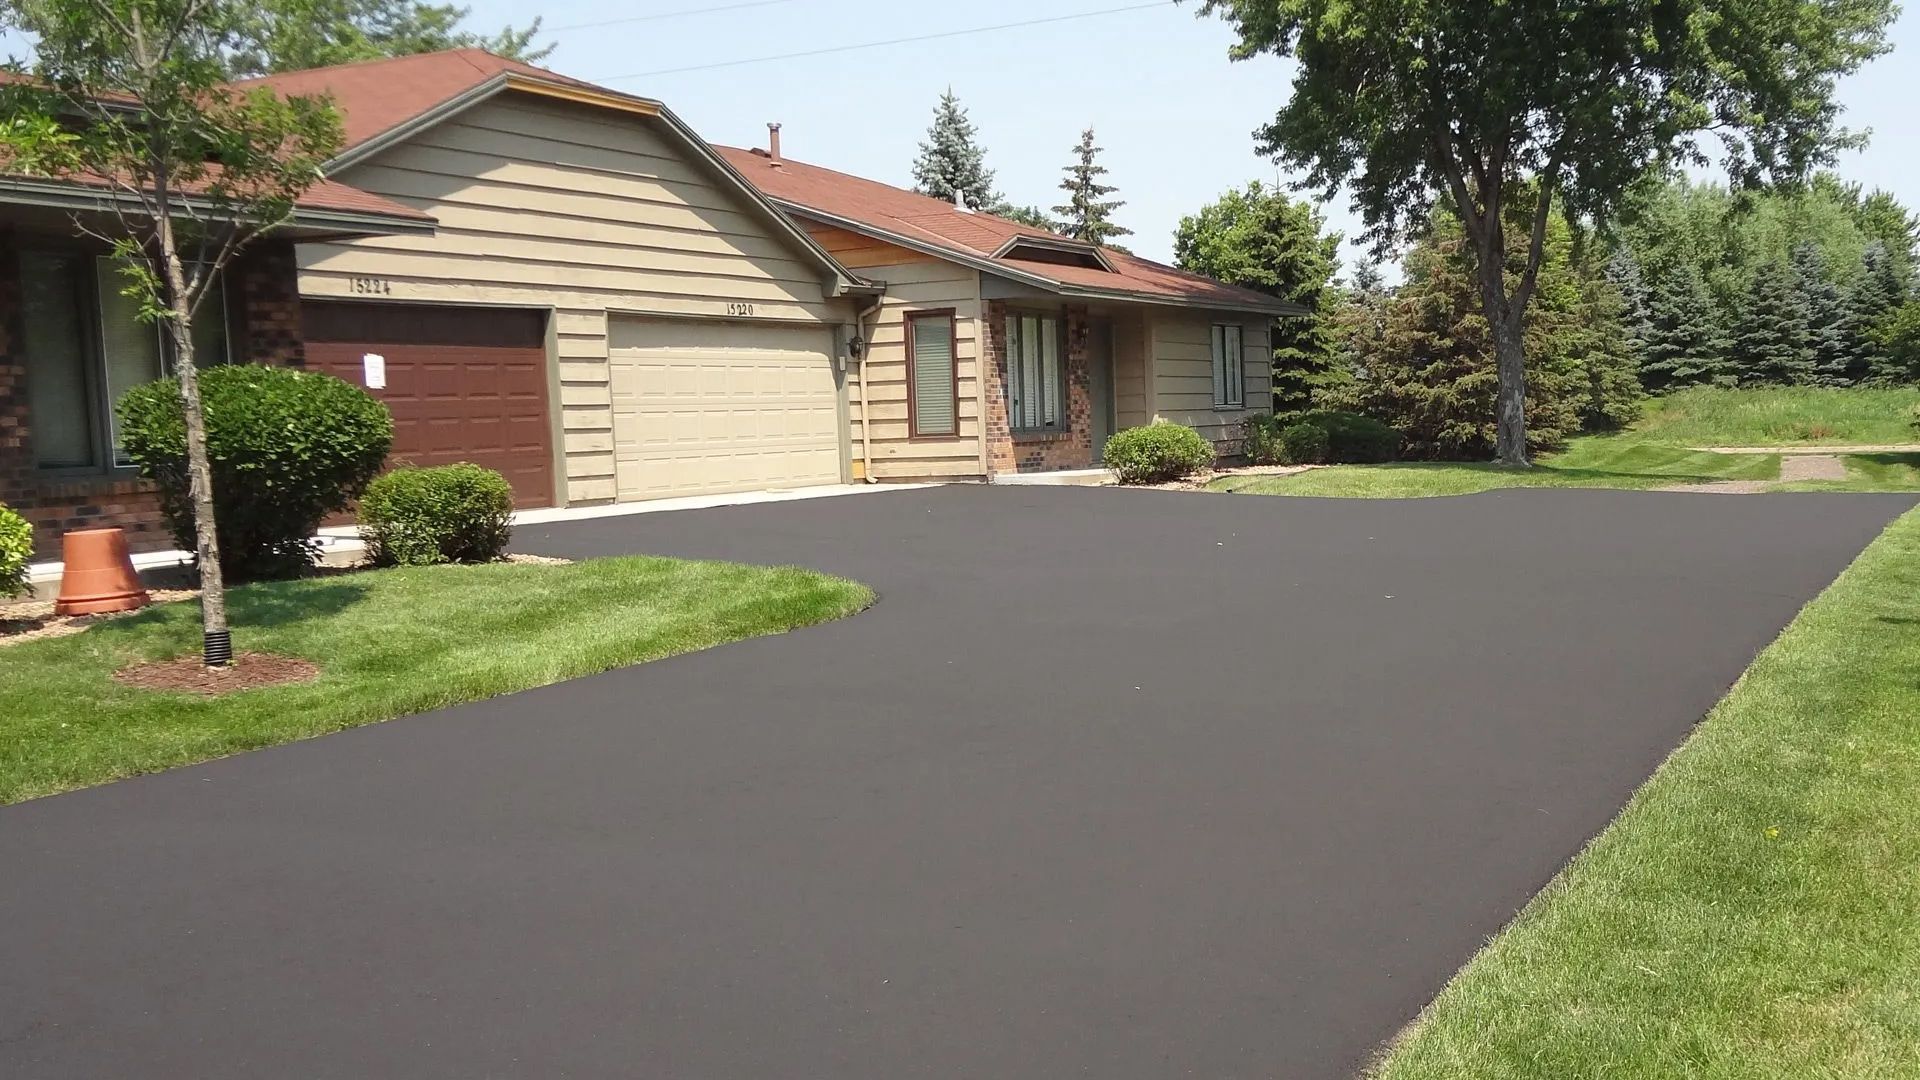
[[350, 276, 392, 295]]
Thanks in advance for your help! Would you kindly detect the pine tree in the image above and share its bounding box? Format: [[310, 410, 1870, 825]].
[[1640, 262, 1726, 391], [1051, 127, 1132, 247], [1791, 242, 1851, 385], [1730, 258, 1816, 385], [1848, 241, 1907, 381], [911, 90, 998, 210], [1604, 248, 1653, 370], [1573, 264, 1646, 431]]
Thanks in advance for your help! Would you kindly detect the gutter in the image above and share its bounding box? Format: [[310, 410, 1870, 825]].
[[851, 292, 884, 483], [0, 177, 436, 237]]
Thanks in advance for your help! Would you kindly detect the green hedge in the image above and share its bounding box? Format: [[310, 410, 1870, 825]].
[[358, 463, 515, 566], [1293, 411, 1401, 463], [118, 365, 393, 580], [1241, 415, 1285, 465], [1104, 423, 1216, 484], [0, 504, 31, 599], [1280, 422, 1331, 465]]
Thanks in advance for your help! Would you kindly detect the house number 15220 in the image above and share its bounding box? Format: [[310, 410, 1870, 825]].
[[726, 302, 755, 316]]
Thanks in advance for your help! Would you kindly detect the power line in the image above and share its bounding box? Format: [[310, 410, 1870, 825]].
[[593, 1, 1174, 81], [547, 0, 797, 35]]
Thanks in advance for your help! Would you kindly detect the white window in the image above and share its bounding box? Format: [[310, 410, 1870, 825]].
[[19, 250, 229, 470], [1005, 313, 1065, 431], [1211, 323, 1245, 408]]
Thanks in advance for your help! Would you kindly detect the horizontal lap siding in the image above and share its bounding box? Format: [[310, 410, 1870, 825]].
[[845, 256, 986, 480], [299, 96, 845, 505], [1150, 311, 1273, 448]]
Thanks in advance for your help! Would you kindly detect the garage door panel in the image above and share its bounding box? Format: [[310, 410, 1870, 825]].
[[610, 318, 841, 501], [302, 302, 555, 509]]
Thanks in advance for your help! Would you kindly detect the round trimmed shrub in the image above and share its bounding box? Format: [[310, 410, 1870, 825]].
[[118, 364, 393, 580], [1296, 411, 1400, 463], [1279, 422, 1330, 465], [0, 504, 32, 599], [1103, 422, 1216, 484], [358, 463, 514, 566]]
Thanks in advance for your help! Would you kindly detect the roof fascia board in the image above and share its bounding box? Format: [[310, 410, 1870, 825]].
[[989, 233, 1116, 272], [779, 202, 1064, 292], [978, 268, 1305, 318], [0, 178, 436, 237]]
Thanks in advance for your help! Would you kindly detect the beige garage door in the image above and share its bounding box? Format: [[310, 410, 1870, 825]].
[[609, 317, 843, 501]]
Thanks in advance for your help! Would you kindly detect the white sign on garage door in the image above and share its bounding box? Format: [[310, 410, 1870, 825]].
[[609, 317, 842, 501]]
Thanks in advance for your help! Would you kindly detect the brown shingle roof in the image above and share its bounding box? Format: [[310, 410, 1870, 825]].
[[713, 145, 1299, 315], [234, 49, 615, 154]]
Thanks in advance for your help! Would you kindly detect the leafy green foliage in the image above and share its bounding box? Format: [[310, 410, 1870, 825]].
[[1051, 127, 1131, 247], [1278, 421, 1329, 465], [1239, 414, 1285, 465], [0, 505, 33, 600], [1640, 260, 1728, 391], [990, 203, 1055, 231], [1200, 0, 1895, 463], [1324, 212, 1638, 459], [1174, 182, 1342, 412], [912, 89, 999, 211], [1293, 411, 1400, 463], [358, 463, 514, 567], [118, 366, 393, 580], [1793, 242, 1851, 385], [224, 0, 548, 77], [1850, 242, 1906, 381], [1103, 423, 1215, 483]]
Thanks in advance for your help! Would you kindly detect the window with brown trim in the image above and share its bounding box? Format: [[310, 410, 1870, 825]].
[[1005, 312, 1066, 432], [906, 309, 958, 438]]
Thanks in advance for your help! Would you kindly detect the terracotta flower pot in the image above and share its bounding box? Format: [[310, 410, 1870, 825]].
[[55, 527, 151, 616]]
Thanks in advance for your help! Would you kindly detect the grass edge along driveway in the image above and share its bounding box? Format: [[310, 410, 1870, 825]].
[[0, 556, 872, 804], [1374, 506, 1920, 1079]]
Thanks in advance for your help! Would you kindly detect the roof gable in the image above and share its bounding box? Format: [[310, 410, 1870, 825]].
[[713, 145, 1304, 316]]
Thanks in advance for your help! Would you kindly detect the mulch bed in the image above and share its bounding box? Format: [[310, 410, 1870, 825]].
[[114, 652, 320, 696], [1, 589, 198, 648]]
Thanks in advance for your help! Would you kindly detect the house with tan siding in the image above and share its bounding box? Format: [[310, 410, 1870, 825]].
[[717, 137, 1302, 481], [4, 50, 1304, 554]]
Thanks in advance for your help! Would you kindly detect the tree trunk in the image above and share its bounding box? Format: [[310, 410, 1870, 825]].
[[1474, 251, 1531, 467], [1490, 311, 1530, 466], [153, 217, 232, 668]]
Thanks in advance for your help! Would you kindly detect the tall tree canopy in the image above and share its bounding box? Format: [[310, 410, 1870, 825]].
[[912, 89, 999, 210], [224, 0, 548, 77], [1201, 0, 1896, 464], [1052, 127, 1131, 247], [2, 0, 345, 666], [1174, 181, 1341, 411]]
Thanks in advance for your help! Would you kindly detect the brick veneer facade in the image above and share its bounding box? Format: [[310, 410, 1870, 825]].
[[0, 237, 306, 557], [982, 300, 1095, 474]]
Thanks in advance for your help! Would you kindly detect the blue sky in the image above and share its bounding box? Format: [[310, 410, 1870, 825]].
[[480, 0, 1920, 275]]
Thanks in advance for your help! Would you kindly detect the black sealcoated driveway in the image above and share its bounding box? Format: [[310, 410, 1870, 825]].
[[1, 485, 1910, 1078]]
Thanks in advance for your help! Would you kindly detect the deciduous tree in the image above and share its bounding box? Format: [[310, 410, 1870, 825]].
[[2, 0, 345, 667], [1174, 181, 1341, 411], [224, 0, 549, 77], [1200, 0, 1895, 464]]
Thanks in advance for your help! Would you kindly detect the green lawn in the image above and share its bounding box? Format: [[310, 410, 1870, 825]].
[[1221, 387, 1920, 498], [1218, 438, 1781, 498], [1634, 384, 1920, 446], [0, 557, 871, 804], [1374, 506, 1920, 1079]]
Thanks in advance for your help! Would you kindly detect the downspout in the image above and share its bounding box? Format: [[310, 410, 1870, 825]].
[[853, 295, 883, 483]]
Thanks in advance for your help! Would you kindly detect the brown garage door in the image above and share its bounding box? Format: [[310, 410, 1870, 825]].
[[303, 302, 555, 509]]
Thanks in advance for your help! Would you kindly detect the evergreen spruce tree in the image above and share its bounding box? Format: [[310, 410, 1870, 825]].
[[1848, 241, 1907, 381], [1605, 248, 1653, 369], [911, 90, 998, 210], [1731, 258, 1816, 385], [1791, 242, 1852, 385], [1641, 262, 1726, 391], [1051, 127, 1132, 247]]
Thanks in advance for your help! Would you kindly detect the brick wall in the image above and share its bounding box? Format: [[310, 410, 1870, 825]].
[[0, 237, 303, 557], [982, 301, 1094, 474]]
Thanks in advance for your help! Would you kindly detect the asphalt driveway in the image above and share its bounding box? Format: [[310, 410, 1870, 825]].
[[2, 486, 1911, 1079]]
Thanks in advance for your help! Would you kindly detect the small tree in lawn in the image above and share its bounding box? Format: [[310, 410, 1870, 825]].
[[2, 0, 344, 668], [1052, 127, 1132, 248], [1201, 0, 1896, 465], [912, 89, 998, 210]]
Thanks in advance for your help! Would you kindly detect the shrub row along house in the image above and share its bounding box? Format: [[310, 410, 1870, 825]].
[[1, 50, 1294, 552]]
